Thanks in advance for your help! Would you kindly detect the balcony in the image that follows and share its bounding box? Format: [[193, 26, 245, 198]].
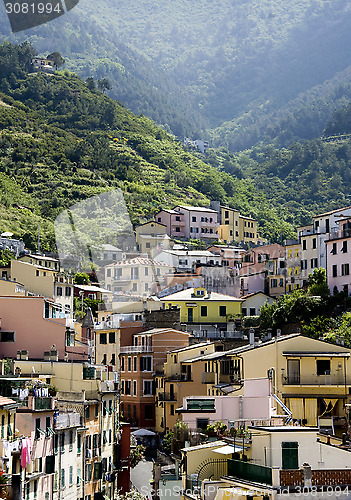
[[120, 346, 152, 354], [158, 392, 177, 402], [34, 397, 52, 410], [227, 458, 272, 486], [186, 398, 215, 411], [282, 374, 348, 386], [329, 228, 351, 240]]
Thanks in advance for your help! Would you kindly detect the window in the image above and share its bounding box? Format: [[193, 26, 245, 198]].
[[224, 211, 229, 218], [331, 242, 337, 255], [342, 263, 350, 276], [121, 357, 125, 371], [133, 357, 137, 371], [132, 283, 138, 291], [65, 287, 71, 296], [310, 258, 318, 269], [242, 307, 247, 316], [85, 406, 90, 419], [111, 354, 115, 365], [140, 356, 152, 371], [145, 267, 149, 276], [317, 359, 330, 376], [282, 442, 299, 470], [36, 270, 40, 276], [100, 333, 107, 344], [133, 380, 137, 396], [128, 357, 132, 371], [249, 308, 256, 316], [170, 404, 174, 415], [35, 418, 41, 440], [114, 268, 122, 278], [192, 216, 196, 222], [343, 241, 348, 253], [146, 242, 151, 249], [57, 286, 62, 296], [77, 468, 81, 486], [107, 268, 111, 277], [131, 268, 139, 280], [332, 265, 338, 277], [109, 331, 115, 343], [145, 405, 153, 420], [69, 465, 73, 486], [312, 238, 317, 249], [219, 305, 226, 317], [77, 433, 81, 454], [61, 468, 65, 488], [143, 380, 153, 396], [125, 381, 131, 395], [271, 279, 277, 288], [60, 432, 65, 452], [175, 227, 180, 232], [196, 418, 209, 430], [302, 240, 306, 250], [0, 331, 14, 342], [201, 306, 207, 317]]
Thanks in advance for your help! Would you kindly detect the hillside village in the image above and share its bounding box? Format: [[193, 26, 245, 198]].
[[0, 198, 351, 499]]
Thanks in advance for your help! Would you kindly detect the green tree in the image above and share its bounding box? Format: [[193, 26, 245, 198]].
[[73, 272, 89, 285], [307, 268, 330, 298], [47, 52, 65, 68], [130, 444, 145, 468]]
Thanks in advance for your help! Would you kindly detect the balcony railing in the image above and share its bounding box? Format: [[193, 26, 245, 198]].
[[282, 374, 348, 386], [158, 392, 177, 402], [227, 458, 272, 486], [34, 397, 52, 410], [120, 346, 152, 354]]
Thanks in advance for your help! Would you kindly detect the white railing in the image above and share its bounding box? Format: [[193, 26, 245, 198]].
[[120, 345, 152, 354]]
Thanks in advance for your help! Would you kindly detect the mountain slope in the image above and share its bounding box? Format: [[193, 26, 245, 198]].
[[0, 42, 296, 249]]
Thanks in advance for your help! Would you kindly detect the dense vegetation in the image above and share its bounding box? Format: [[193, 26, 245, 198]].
[[0, 42, 297, 250], [2, 0, 351, 149]]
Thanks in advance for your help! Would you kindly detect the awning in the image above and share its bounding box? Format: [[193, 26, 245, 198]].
[[282, 351, 350, 358], [131, 429, 156, 437]]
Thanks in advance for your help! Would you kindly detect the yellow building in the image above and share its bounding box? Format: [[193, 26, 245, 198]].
[[196, 334, 351, 428], [0, 396, 19, 476], [135, 221, 173, 257], [161, 287, 242, 334], [155, 342, 218, 432], [218, 207, 260, 245], [285, 239, 302, 292]]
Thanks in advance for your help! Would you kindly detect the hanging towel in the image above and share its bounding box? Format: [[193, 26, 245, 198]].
[[20, 439, 27, 468]]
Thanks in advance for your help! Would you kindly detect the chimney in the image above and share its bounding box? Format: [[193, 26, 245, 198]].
[[302, 463, 312, 488], [249, 328, 255, 346]]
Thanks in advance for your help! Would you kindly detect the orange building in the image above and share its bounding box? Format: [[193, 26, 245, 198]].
[[120, 328, 190, 428]]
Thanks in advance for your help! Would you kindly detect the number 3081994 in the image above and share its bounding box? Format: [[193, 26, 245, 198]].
[[5, 3, 62, 14]]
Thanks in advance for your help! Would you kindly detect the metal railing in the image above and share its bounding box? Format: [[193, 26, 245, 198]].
[[158, 392, 177, 402], [120, 346, 152, 354], [282, 374, 348, 385], [227, 458, 272, 485]]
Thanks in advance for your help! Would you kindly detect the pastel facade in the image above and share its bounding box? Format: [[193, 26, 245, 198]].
[[326, 216, 351, 295], [285, 239, 303, 292], [155, 249, 221, 273], [241, 292, 276, 317], [120, 328, 190, 428], [156, 206, 219, 241], [155, 342, 217, 432], [135, 221, 172, 257], [161, 287, 242, 337]]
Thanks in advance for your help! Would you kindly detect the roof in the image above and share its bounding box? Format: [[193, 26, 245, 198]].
[[169, 342, 211, 353], [181, 440, 227, 452], [106, 257, 172, 267], [158, 250, 218, 257], [250, 425, 317, 432], [136, 221, 167, 228], [176, 205, 218, 213], [138, 234, 170, 240], [137, 327, 191, 337], [157, 209, 181, 215], [314, 206, 351, 218], [242, 292, 275, 300], [74, 284, 112, 294], [160, 287, 242, 302], [0, 396, 18, 408], [101, 244, 122, 252], [25, 254, 59, 262]]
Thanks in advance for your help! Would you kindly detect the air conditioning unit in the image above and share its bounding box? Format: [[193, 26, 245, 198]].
[[44, 351, 51, 361], [21, 350, 29, 361], [16, 350, 21, 360], [50, 350, 58, 361]]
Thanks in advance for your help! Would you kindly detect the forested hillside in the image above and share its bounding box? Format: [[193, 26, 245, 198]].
[[0, 42, 296, 250], [2, 0, 351, 148]]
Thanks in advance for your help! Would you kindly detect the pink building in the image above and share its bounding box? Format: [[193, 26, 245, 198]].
[[178, 378, 277, 430], [0, 296, 88, 361], [326, 217, 351, 295], [155, 205, 219, 241]]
